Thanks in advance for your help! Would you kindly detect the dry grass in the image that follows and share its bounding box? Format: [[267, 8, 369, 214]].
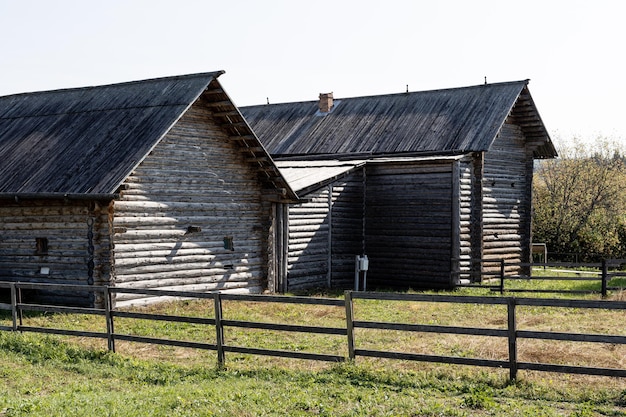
[[105, 293, 626, 392], [3, 289, 626, 392]]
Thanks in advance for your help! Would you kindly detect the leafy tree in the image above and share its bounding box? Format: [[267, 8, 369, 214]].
[[532, 138, 626, 261]]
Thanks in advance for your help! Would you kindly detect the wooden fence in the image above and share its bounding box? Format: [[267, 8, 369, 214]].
[[457, 258, 626, 296], [2, 281, 626, 380]]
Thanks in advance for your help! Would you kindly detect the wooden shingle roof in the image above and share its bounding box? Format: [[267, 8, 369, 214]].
[[0, 72, 294, 200], [241, 80, 556, 159]]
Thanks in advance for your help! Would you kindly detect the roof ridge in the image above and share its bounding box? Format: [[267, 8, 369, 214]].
[[242, 79, 530, 108], [0, 71, 225, 100]]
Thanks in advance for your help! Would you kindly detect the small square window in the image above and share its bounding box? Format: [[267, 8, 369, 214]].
[[223, 236, 234, 251], [36, 238, 49, 255]]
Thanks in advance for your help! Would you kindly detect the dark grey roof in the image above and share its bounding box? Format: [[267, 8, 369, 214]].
[[0, 72, 295, 200], [0, 72, 221, 195], [241, 80, 556, 159]]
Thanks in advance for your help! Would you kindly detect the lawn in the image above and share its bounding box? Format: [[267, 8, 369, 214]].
[[1, 274, 626, 416]]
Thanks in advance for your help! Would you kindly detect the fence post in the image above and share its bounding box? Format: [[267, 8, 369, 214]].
[[499, 259, 505, 295], [213, 292, 225, 368], [507, 297, 518, 381], [601, 259, 608, 298], [10, 283, 18, 332], [104, 286, 115, 353], [344, 291, 355, 360], [16, 284, 23, 328]]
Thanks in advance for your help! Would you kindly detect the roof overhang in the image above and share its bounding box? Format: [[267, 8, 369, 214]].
[[200, 78, 298, 202], [276, 155, 467, 197], [508, 84, 557, 159], [0, 193, 117, 202], [275, 160, 366, 196]]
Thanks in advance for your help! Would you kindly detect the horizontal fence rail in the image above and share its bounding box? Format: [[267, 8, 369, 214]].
[[2, 281, 626, 380], [456, 258, 626, 296]]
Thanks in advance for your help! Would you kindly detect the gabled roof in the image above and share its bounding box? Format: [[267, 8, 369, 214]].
[[241, 80, 556, 159], [0, 72, 295, 200]]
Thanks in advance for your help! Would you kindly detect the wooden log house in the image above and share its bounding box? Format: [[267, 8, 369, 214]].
[[242, 81, 557, 290], [0, 72, 296, 306]]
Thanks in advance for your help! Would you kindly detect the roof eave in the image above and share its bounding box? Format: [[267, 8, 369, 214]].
[[203, 79, 299, 201], [0, 193, 118, 201], [512, 84, 557, 159]]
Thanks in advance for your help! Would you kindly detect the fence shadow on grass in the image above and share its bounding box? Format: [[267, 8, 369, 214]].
[[2, 280, 626, 381]]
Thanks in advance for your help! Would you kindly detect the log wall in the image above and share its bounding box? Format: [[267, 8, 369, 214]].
[[286, 187, 330, 290], [458, 158, 474, 279], [330, 173, 365, 288], [482, 122, 533, 275], [0, 199, 112, 306], [112, 100, 272, 305], [286, 171, 364, 291], [364, 161, 456, 289]]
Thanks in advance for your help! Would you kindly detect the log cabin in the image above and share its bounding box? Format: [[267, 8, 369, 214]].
[[241, 80, 557, 290], [0, 72, 296, 306]]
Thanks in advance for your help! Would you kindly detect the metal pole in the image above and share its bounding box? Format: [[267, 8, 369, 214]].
[[362, 270, 367, 292]]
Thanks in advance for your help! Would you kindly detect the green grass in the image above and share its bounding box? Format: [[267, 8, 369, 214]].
[[1, 332, 626, 416], [2, 273, 626, 416], [466, 265, 626, 295]]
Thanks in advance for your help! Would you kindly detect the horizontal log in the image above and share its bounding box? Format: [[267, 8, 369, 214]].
[[114, 201, 262, 211], [117, 274, 256, 290], [115, 259, 262, 275], [115, 284, 261, 306], [114, 254, 265, 268], [288, 225, 329, 234], [113, 216, 264, 228], [114, 268, 264, 283]]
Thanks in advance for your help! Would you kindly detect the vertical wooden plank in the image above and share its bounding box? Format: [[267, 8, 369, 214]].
[[361, 168, 367, 256], [521, 154, 535, 276], [104, 286, 116, 352], [601, 259, 608, 298], [507, 297, 518, 381], [10, 283, 18, 332], [17, 286, 23, 328], [214, 292, 225, 368], [268, 203, 278, 293], [344, 291, 356, 360], [353, 256, 359, 291], [451, 160, 461, 286], [471, 152, 484, 282], [499, 259, 505, 294], [327, 184, 333, 288], [281, 204, 289, 293]]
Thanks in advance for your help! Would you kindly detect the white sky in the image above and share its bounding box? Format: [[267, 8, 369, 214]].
[[1, 0, 624, 150]]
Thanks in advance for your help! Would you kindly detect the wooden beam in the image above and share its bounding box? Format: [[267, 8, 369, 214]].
[[206, 100, 233, 108], [212, 110, 240, 118], [204, 88, 225, 95]]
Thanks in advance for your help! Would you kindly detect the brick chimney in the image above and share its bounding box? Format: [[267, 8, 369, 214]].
[[318, 92, 333, 113]]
